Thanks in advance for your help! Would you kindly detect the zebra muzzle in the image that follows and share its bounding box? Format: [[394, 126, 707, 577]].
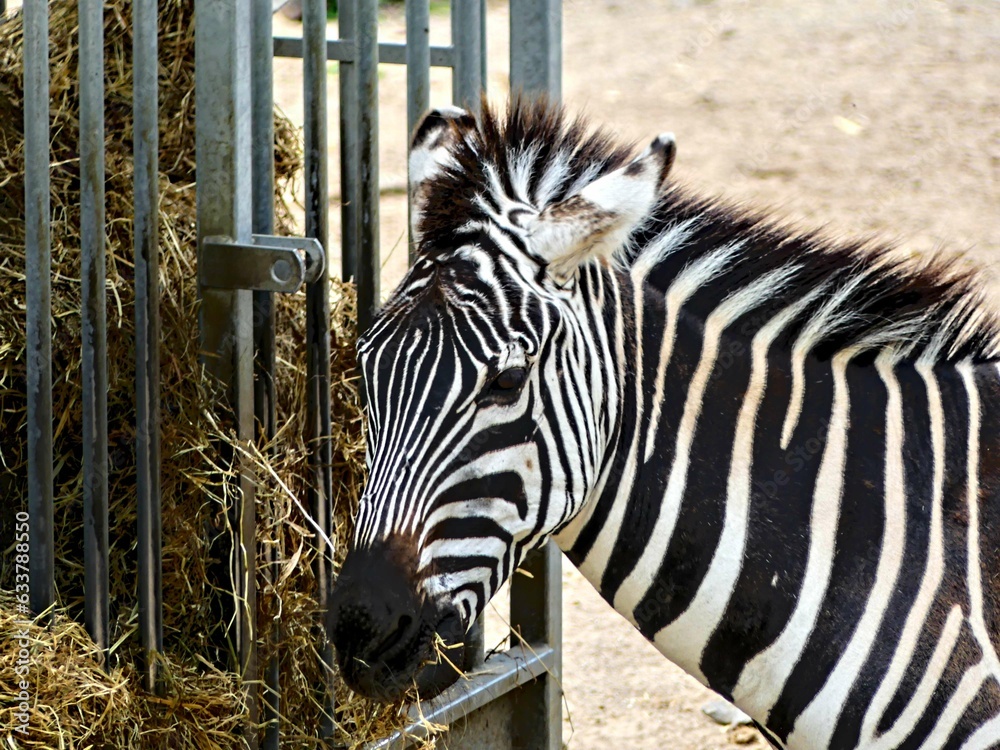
[[329, 542, 468, 703]]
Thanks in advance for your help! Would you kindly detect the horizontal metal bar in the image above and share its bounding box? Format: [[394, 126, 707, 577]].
[[199, 235, 323, 292], [366, 643, 557, 750], [273, 36, 454, 67]]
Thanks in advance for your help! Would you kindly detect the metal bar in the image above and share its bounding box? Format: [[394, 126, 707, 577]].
[[80, 0, 109, 655], [253, 234, 325, 280], [356, 0, 380, 334], [406, 0, 430, 261], [509, 0, 562, 100], [273, 37, 454, 67], [134, 0, 163, 691], [339, 0, 359, 286], [450, 0, 483, 115], [251, 0, 279, 743], [194, 1, 258, 741], [507, 10, 563, 745], [303, 0, 334, 736], [405, 2, 430, 153], [24, 0, 54, 620], [509, 543, 563, 750], [480, 0, 487, 91], [366, 644, 558, 750], [199, 236, 321, 293]]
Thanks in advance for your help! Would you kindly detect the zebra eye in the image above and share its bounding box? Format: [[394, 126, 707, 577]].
[[491, 367, 527, 393]]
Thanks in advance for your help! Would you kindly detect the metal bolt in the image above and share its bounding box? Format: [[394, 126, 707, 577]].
[[271, 258, 293, 284]]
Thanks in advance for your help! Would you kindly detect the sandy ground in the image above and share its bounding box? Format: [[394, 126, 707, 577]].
[[270, 2, 1000, 748]]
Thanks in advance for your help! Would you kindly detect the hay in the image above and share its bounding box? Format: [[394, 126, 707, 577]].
[[0, 1, 439, 746]]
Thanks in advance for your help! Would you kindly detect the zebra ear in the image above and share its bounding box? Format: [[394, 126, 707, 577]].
[[409, 106, 477, 243], [529, 133, 676, 281]]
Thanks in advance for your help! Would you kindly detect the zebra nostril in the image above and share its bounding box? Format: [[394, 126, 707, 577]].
[[368, 613, 414, 661]]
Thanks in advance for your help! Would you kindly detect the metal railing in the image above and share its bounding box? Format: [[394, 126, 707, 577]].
[[20, 0, 562, 747]]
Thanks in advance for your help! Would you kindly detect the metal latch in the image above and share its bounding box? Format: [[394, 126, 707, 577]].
[[199, 234, 325, 293]]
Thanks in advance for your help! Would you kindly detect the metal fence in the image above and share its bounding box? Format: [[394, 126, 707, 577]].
[[20, 0, 562, 747]]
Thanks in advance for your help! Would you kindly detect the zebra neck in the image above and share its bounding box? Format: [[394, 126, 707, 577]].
[[554, 266, 881, 683], [556, 267, 1000, 743], [556, 285, 828, 683]]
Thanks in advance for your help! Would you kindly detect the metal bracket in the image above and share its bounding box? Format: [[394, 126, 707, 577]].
[[199, 234, 325, 293]]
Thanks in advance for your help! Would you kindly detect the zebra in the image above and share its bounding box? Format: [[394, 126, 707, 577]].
[[328, 99, 1000, 749]]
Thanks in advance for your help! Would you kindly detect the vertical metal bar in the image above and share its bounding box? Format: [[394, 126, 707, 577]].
[[510, 544, 562, 750], [479, 0, 487, 93], [251, 0, 279, 746], [447, 0, 486, 672], [509, 6, 562, 746], [134, 0, 162, 691], [450, 0, 483, 115], [194, 1, 258, 741], [80, 0, 109, 655], [509, 0, 562, 100], [339, 0, 359, 287], [24, 0, 54, 620], [303, 0, 334, 736], [405, 0, 430, 139], [405, 0, 430, 261], [252, 0, 276, 444], [356, 0, 380, 334]]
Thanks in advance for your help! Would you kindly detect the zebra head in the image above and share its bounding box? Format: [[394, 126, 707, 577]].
[[330, 102, 675, 702]]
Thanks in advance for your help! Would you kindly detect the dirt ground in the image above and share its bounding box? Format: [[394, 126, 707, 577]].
[[270, 2, 1000, 748]]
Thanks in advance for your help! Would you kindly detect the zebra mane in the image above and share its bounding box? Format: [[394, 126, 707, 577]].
[[415, 98, 1000, 364], [414, 97, 636, 252]]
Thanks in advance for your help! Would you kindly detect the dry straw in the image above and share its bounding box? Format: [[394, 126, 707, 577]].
[[0, 1, 440, 746]]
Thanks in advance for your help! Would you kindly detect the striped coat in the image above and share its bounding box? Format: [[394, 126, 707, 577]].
[[331, 100, 1000, 749]]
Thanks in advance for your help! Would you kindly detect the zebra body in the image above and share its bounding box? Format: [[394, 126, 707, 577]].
[[329, 100, 1000, 749]]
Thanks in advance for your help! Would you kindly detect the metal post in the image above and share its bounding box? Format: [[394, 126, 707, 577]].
[[509, 0, 562, 100], [480, 0, 487, 91], [356, 0, 380, 334], [80, 0, 109, 656], [509, 5, 563, 746], [510, 543, 562, 750], [24, 0, 54, 620], [451, 0, 483, 115], [251, 0, 280, 746], [134, 0, 163, 692], [195, 0, 258, 740], [339, 0, 359, 288], [447, 0, 488, 674], [406, 0, 430, 261], [252, 0, 277, 439], [303, 0, 334, 736], [510, 0, 562, 101], [405, 0, 430, 140]]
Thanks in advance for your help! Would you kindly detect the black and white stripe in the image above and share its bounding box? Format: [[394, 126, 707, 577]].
[[350, 100, 1000, 747]]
